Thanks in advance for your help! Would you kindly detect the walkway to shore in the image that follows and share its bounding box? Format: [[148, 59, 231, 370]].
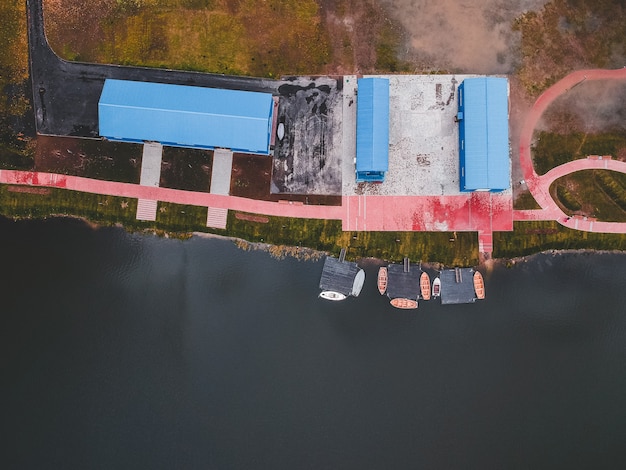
[[515, 67, 626, 233]]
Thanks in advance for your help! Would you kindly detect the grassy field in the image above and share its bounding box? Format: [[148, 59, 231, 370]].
[[494, 220, 626, 258], [532, 131, 626, 175], [550, 170, 626, 221], [44, 0, 331, 77]]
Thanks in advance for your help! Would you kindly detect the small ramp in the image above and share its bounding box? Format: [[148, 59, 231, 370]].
[[140, 142, 163, 187], [136, 142, 162, 221], [136, 198, 158, 221], [210, 148, 234, 195], [206, 148, 233, 228], [206, 207, 228, 229]]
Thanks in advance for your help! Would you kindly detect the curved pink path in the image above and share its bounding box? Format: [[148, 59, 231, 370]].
[[517, 67, 626, 233]]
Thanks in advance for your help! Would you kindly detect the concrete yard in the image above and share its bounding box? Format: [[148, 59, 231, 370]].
[[343, 74, 481, 197]]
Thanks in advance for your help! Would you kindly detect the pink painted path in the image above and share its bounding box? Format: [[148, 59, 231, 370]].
[[0, 170, 344, 221], [342, 192, 512, 232], [517, 67, 626, 233]]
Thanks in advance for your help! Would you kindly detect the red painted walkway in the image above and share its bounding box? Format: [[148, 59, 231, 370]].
[[342, 193, 512, 232], [517, 67, 626, 233]]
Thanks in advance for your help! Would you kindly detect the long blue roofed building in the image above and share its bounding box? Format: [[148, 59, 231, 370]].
[[355, 77, 389, 183], [457, 77, 510, 192], [98, 79, 276, 155]]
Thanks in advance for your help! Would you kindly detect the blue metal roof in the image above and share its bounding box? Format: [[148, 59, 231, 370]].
[[356, 78, 389, 182], [458, 77, 510, 191], [98, 79, 274, 154]]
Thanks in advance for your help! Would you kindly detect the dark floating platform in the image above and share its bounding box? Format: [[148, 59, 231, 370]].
[[440, 267, 478, 305]]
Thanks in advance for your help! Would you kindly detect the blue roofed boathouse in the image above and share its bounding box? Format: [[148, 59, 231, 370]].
[[98, 79, 275, 155], [356, 78, 389, 183], [457, 77, 510, 192]]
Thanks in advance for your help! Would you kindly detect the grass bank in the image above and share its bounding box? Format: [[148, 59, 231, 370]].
[[533, 131, 626, 175], [494, 220, 626, 258]]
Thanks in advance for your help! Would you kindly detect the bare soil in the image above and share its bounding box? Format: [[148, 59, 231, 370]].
[[230, 154, 341, 205], [33, 135, 141, 183]]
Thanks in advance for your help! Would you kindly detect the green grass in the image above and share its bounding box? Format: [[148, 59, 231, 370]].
[[62, 0, 330, 78], [213, 211, 478, 265], [550, 170, 626, 221], [494, 220, 626, 258], [532, 131, 626, 175], [514, 190, 541, 210]]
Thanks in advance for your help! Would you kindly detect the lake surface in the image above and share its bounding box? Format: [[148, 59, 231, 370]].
[[2, 217, 626, 469]]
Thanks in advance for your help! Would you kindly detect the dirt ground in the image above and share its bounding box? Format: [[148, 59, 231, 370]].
[[231, 154, 341, 205], [33, 135, 141, 183]]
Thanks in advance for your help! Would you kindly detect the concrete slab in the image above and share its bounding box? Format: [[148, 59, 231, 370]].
[[210, 148, 233, 195], [139, 142, 163, 187], [343, 74, 481, 197]]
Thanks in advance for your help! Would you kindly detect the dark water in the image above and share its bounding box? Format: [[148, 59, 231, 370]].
[[2, 217, 626, 469]]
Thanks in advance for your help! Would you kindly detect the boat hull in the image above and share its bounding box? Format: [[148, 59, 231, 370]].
[[432, 277, 441, 298], [319, 291, 347, 301], [473, 271, 485, 300], [377, 267, 388, 295], [390, 297, 418, 309], [420, 272, 431, 300]]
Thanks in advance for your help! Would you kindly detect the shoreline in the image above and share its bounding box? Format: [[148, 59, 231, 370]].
[[3, 212, 625, 267]]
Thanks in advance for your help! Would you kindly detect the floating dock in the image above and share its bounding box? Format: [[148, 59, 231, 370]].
[[385, 258, 421, 309], [439, 267, 479, 305], [318, 249, 365, 300]]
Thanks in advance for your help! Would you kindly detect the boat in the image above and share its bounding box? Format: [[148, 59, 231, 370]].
[[473, 271, 485, 300], [432, 277, 441, 298], [390, 298, 418, 309], [420, 271, 431, 300], [377, 266, 388, 295], [277, 122, 285, 141], [319, 291, 347, 301]]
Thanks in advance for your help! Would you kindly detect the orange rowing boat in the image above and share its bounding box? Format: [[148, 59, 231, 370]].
[[420, 271, 431, 300], [473, 271, 485, 300], [377, 266, 388, 295], [390, 297, 418, 309]]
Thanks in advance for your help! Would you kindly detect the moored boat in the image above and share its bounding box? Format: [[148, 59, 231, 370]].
[[432, 277, 441, 298], [319, 291, 347, 301], [390, 297, 418, 309], [377, 267, 388, 295], [473, 271, 485, 300], [420, 271, 431, 300]]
